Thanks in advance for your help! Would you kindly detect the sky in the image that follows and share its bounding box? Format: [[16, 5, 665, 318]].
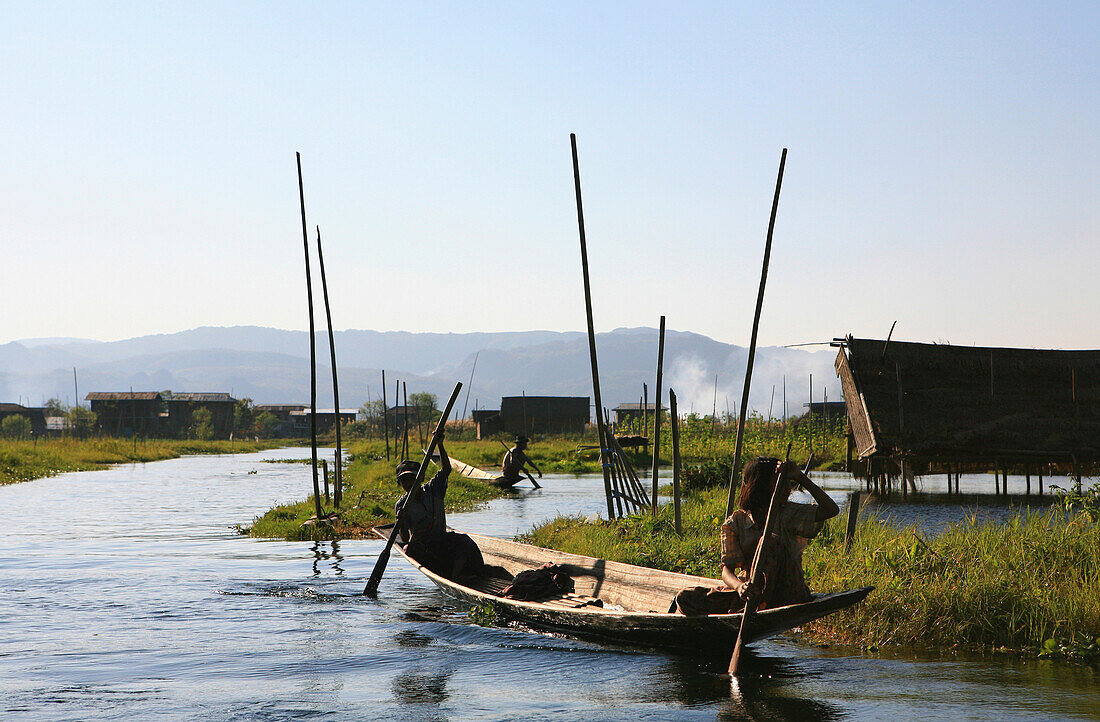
[[2, 2, 1097, 349]]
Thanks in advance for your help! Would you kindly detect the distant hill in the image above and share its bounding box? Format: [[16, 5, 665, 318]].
[[0, 326, 842, 418]]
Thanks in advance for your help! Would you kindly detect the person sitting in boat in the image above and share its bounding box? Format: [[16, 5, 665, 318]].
[[674, 457, 839, 615], [501, 435, 543, 484], [395, 434, 484, 581]]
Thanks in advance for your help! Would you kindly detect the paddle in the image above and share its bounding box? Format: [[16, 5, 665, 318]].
[[728, 442, 792, 675], [499, 439, 541, 488], [364, 382, 462, 597]]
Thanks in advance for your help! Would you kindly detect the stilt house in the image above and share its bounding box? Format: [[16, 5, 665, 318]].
[[834, 336, 1100, 490]]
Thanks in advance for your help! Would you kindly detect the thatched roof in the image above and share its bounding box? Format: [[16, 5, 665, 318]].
[[836, 337, 1100, 465]]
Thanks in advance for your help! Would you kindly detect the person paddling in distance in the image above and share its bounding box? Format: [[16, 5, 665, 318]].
[[673, 457, 839, 615], [394, 432, 484, 581], [501, 435, 543, 484]]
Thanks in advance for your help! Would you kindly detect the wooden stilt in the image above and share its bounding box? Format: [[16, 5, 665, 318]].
[[844, 491, 860, 550]]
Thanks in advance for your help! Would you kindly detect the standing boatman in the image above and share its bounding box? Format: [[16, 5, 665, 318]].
[[501, 435, 543, 485]]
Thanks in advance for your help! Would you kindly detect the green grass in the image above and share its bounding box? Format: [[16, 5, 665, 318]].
[[522, 484, 1100, 657], [243, 440, 516, 541], [0, 437, 289, 485]]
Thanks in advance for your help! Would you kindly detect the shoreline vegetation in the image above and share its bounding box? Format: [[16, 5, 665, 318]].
[[521, 485, 1100, 660], [0, 437, 290, 485], [243, 417, 847, 542]]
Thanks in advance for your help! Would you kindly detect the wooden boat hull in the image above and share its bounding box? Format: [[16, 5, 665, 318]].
[[439, 455, 526, 489], [373, 525, 872, 652]]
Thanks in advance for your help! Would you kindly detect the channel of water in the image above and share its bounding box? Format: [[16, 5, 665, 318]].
[[1, 449, 1097, 720]]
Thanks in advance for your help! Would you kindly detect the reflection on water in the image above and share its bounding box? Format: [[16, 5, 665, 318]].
[[311, 539, 345, 577], [392, 667, 453, 706], [1, 450, 1099, 720]]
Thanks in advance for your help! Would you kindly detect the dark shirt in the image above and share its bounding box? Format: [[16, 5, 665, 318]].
[[396, 469, 449, 542]]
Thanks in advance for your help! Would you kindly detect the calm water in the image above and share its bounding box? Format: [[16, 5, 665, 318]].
[[1, 449, 1098, 720]]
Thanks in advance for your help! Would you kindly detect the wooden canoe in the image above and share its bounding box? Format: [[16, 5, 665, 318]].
[[433, 454, 527, 489], [373, 524, 873, 652]]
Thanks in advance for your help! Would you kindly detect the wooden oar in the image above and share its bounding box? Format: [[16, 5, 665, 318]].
[[364, 382, 462, 597], [728, 442, 791, 675]]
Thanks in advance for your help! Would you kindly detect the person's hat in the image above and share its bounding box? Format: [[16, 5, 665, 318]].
[[515, 435, 530, 444], [395, 460, 418, 475]]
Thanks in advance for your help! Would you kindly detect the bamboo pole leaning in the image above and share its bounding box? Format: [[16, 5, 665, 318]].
[[315, 226, 343, 508], [651, 316, 665, 514], [570, 133, 615, 520], [724, 148, 788, 519], [295, 152, 323, 521], [382, 370, 390, 461]]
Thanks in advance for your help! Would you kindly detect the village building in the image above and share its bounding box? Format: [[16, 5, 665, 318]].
[[803, 400, 848, 422], [162, 392, 237, 438], [288, 407, 357, 435], [473, 396, 590, 439], [0, 403, 47, 436], [85, 391, 238, 439], [613, 402, 666, 426], [834, 336, 1100, 494], [85, 392, 165, 437], [254, 404, 308, 438]]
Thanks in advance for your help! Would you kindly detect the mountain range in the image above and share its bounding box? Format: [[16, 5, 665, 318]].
[[0, 326, 843, 418]]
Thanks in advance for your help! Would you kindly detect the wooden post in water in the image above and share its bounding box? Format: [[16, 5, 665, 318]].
[[382, 370, 390, 461], [570, 133, 615, 520], [670, 388, 682, 535], [315, 226, 343, 508], [1025, 466, 1031, 496], [845, 491, 860, 550], [651, 315, 665, 514], [1038, 468, 1043, 496], [725, 148, 787, 519], [643, 383, 648, 438], [296, 152, 323, 520], [322, 459, 330, 504]]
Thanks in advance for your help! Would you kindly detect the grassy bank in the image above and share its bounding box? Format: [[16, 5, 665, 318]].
[[243, 440, 517, 541], [521, 485, 1100, 658], [0, 437, 290, 485]]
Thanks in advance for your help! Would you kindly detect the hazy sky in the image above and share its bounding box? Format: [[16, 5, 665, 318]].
[[3, 2, 1097, 349]]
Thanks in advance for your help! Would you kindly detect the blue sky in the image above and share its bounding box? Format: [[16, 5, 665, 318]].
[[2, 2, 1096, 348]]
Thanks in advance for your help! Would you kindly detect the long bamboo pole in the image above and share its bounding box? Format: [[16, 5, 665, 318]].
[[462, 351, 479, 420], [725, 148, 788, 519], [650, 315, 665, 514], [670, 388, 682, 534], [402, 381, 409, 460], [315, 226, 343, 508], [382, 370, 390, 461], [296, 153, 322, 520], [570, 133, 615, 520]]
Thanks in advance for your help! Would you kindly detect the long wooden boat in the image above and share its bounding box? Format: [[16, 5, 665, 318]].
[[374, 524, 872, 652], [433, 454, 528, 489]]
